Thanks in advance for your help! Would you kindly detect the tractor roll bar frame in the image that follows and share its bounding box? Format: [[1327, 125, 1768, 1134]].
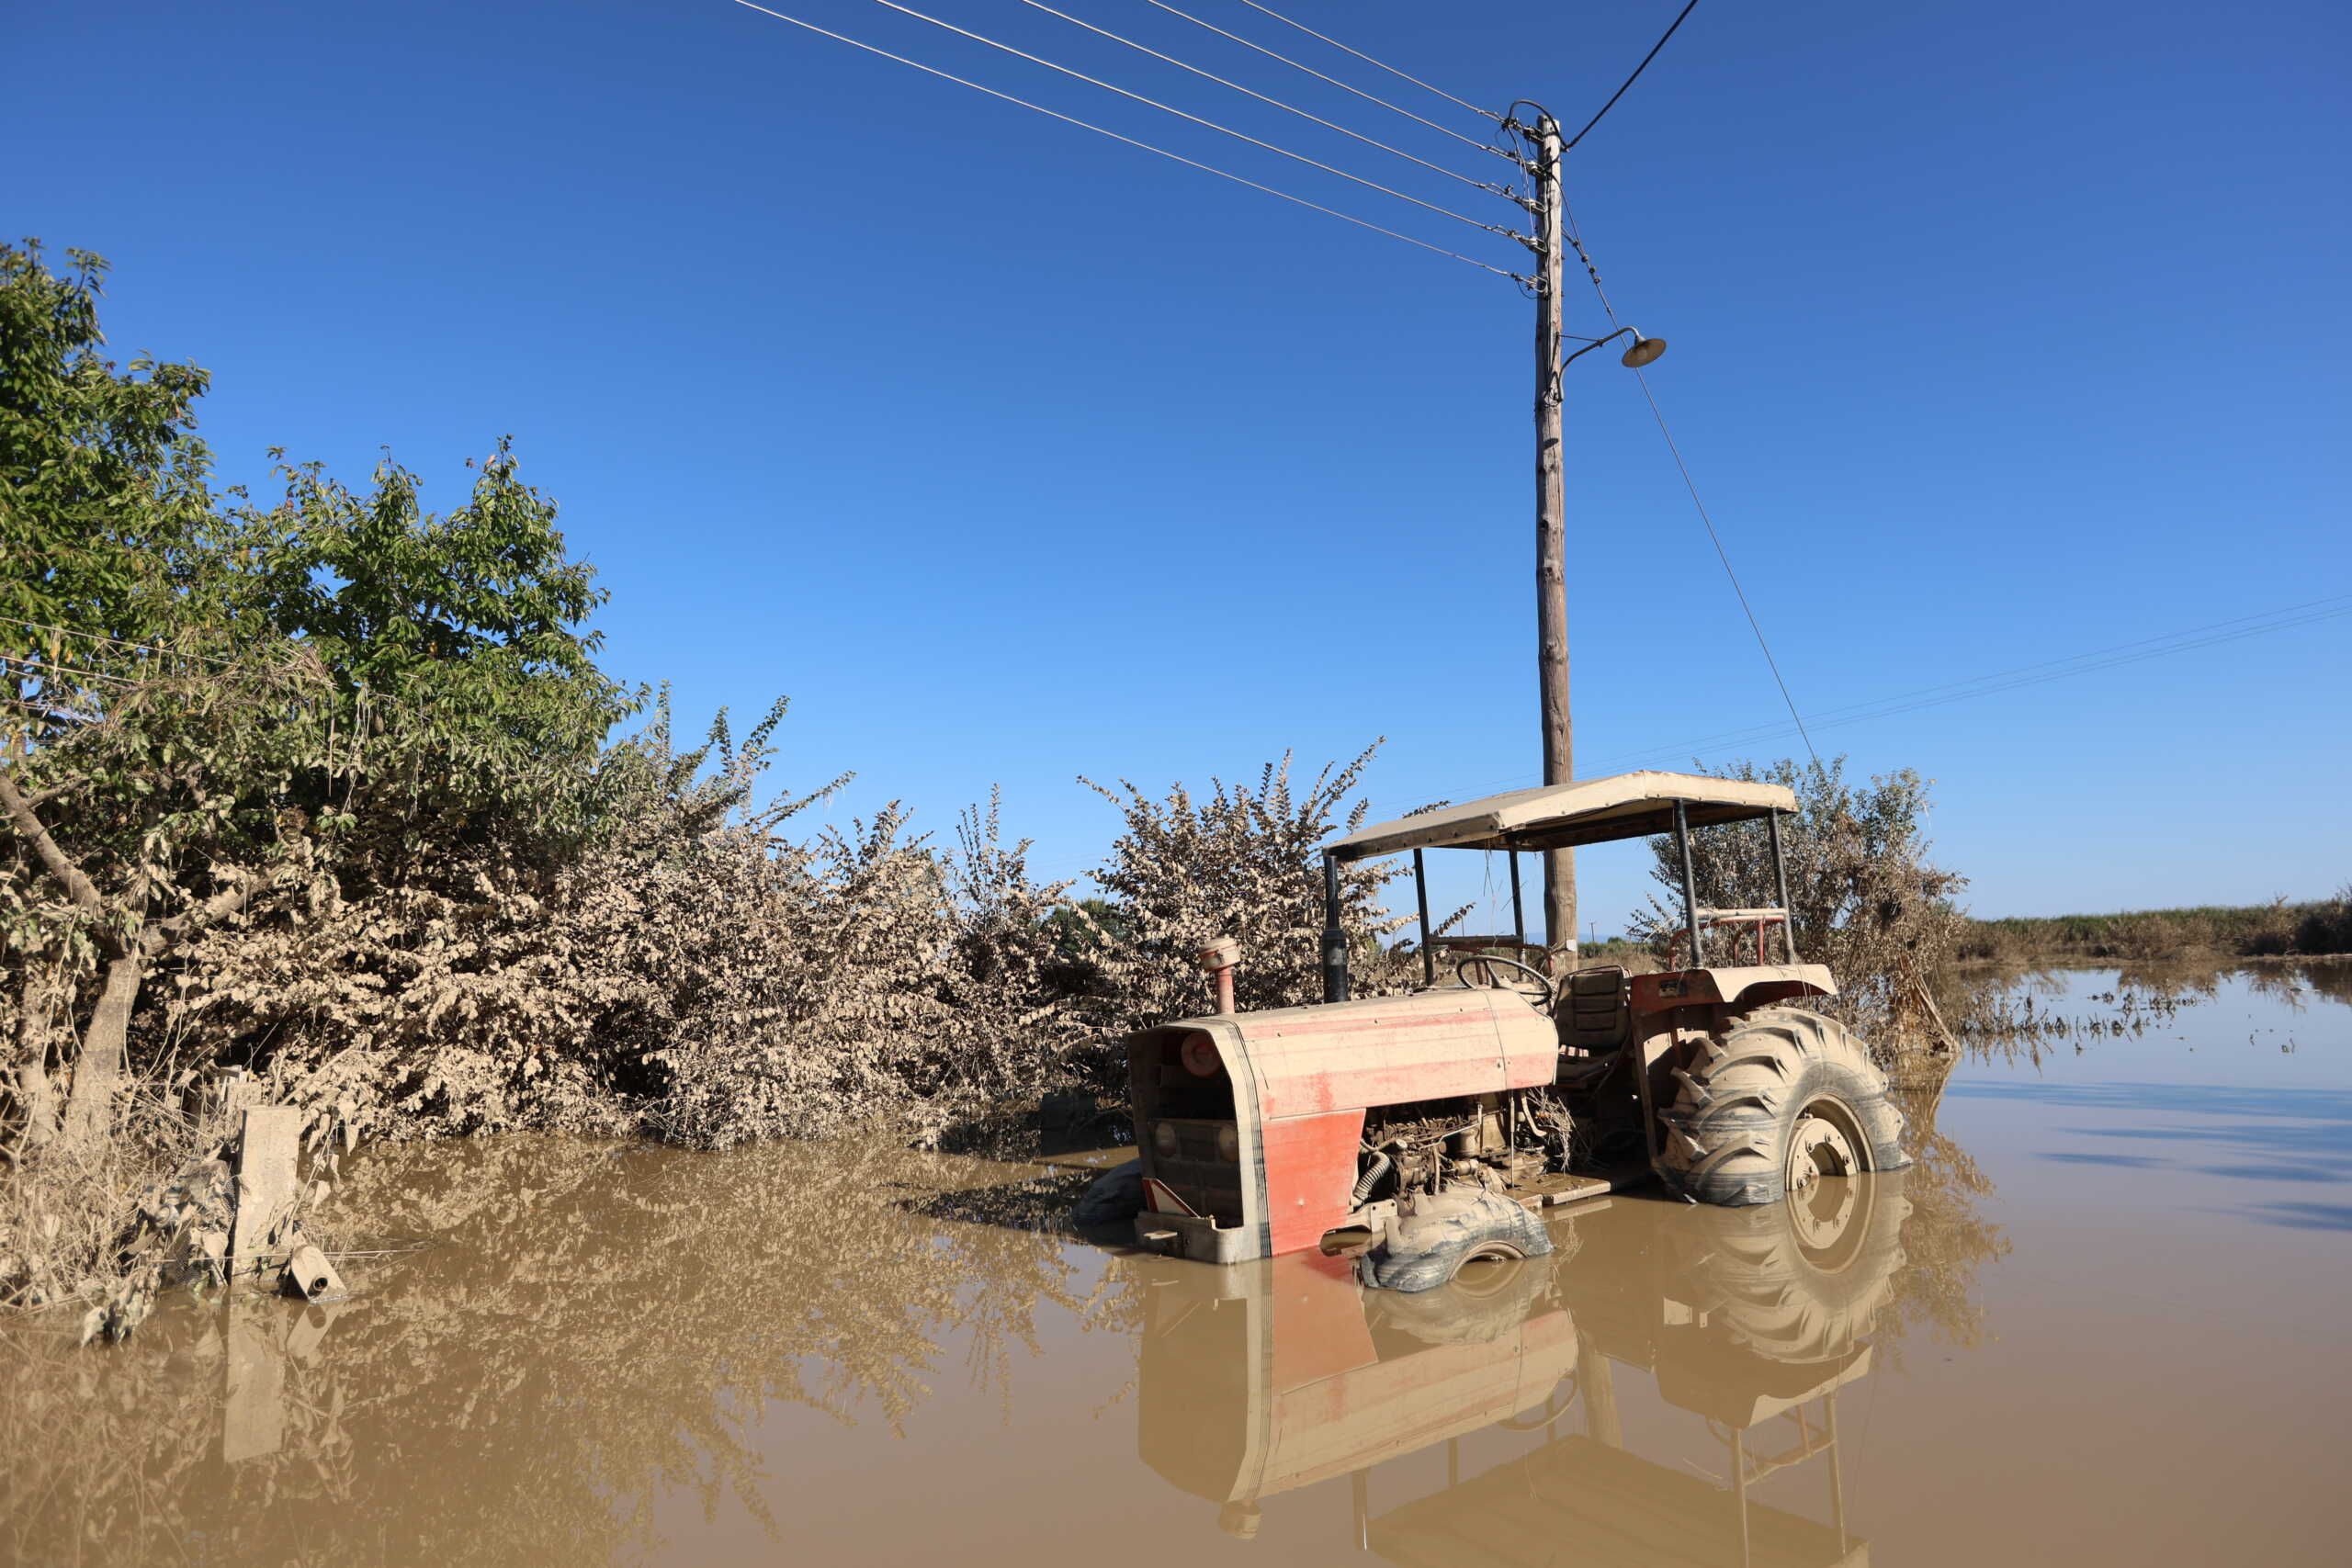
[[1673, 801, 1703, 966], [1321, 852, 1350, 1002], [1319, 806, 1799, 1001], [1770, 809, 1798, 960]]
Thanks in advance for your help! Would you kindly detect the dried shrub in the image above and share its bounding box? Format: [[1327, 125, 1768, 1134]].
[[1077, 745, 1411, 1036], [164, 699, 1095, 1154], [1637, 757, 1967, 1053]]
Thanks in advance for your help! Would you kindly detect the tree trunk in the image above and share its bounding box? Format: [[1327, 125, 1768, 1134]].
[[13, 970, 63, 1147], [62, 953, 144, 1147]]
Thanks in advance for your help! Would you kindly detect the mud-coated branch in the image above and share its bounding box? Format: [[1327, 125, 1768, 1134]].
[[0, 763, 129, 960], [146, 858, 293, 955]]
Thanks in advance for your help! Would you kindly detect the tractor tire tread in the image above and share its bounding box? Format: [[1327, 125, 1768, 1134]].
[[1357, 1190, 1555, 1294], [1659, 1008, 1911, 1207]]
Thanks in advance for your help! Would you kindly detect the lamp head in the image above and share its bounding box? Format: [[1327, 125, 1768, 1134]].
[[1620, 333, 1667, 368]]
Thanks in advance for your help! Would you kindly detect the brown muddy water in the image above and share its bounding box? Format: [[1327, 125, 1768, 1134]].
[[6, 964, 2349, 1567]]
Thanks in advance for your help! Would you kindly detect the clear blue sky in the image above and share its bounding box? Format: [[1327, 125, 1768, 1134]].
[[13, 0, 2346, 928]]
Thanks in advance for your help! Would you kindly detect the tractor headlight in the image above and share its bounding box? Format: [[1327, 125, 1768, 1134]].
[[1153, 1122, 1179, 1158], [1180, 1032, 1222, 1077], [1216, 1124, 1239, 1163]]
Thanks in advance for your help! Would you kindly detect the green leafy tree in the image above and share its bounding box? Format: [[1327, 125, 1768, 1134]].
[[0, 241, 625, 1147], [0, 240, 216, 644]]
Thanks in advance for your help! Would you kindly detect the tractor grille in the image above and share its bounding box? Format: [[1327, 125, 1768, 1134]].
[[1150, 1118, 1243, 1223]]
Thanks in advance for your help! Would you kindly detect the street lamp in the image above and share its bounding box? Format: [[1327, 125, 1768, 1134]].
[[1562, 325, 1667, 372]]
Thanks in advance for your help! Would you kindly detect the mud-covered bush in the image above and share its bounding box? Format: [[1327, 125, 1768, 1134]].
[[1638, 757, 1967, 1049], [163, 700, 1093, 1152], [1076, 745, 1412, 1037]]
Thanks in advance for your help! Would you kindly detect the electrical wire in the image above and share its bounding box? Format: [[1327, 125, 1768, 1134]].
[[1435, 594, 2352, 798], [0, 615, 238, 668], [729, 2, 1527, 278], [1146, 2, 1515, 161], [1566, 0, 1700, 149], [1630, 363, 1821, 769], [1231, 0, 1501, 122], [0, 653, 143, 688], [833, 0, 1523, 241], [1558, 191, 1818, 765], [1582, 594, 2352, 773], [1017, 0, 1510, 195]]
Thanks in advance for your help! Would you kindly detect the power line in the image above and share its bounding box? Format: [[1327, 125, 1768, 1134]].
[[837, 0, 1523, 242], [1146, 2, 1514, 162], [1017, 0, 1510, 196], [0, 614, 238, 668], [729, 2, 1526, 279], [1558, 192, 1817, 765], [1566, 0, 1700, 149], [1441, 594, 2352, 795], [1630, 365, 1820, 769], [1232, 0, 1501, 123], [0, 653, 144, 688], [1591, 595, 2352, 770]]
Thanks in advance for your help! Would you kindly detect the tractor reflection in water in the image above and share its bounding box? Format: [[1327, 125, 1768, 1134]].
[[1136, 1170, 1907, 1568], [1091, 771, 1912, 1291]]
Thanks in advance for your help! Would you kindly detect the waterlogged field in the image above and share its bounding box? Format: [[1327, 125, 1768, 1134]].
[[4, 964, 2347, 1566]]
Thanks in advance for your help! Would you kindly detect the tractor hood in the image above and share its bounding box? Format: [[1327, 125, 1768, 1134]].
[[1127, 987, 1559, 1262]]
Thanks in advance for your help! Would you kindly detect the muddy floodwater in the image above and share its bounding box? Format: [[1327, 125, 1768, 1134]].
[[6, 964, 2350, 1566]]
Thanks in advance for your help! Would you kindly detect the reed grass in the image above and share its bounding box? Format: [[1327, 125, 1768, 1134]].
[[1959, 889, 2352, 964]]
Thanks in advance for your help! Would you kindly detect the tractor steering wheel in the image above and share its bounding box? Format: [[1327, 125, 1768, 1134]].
[[1453, 953, 1556, 1010]]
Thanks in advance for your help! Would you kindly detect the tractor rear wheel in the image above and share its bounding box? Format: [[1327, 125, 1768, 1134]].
[[1659, 1007, 1910, 1207], [1686, 1169, 1911, 1367]]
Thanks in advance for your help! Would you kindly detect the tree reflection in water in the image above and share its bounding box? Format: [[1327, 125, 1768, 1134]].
[[1881, 1060, 2010, 1354], [0, 1101, 2015, 1567], [0, 1135, 1131, 1565]]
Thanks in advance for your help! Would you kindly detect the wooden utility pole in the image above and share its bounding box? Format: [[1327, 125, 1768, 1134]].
[[1532, 112, 1576, 971]]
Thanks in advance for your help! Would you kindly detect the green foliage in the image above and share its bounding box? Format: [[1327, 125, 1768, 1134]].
[[1041, 897, 1128, 960], [0, 240, 217, 644], [237, 446, 630, 838], [0, 241, 637, 1165], [2293, 887, 2352, 956]]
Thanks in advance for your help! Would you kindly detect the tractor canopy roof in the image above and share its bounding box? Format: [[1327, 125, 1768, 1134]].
[[1329, 770, 1796, 861]]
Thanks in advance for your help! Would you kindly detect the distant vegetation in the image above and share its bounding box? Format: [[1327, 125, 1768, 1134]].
[[1960, 894, 2352, 964]]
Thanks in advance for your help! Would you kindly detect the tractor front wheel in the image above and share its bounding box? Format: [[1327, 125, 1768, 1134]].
[[1659, 1007, 1910, 1207], [1356, 1188, 1555, 1293]]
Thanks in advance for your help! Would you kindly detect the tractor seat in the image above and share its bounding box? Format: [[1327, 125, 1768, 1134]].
[[1555, 964, 1631, 1055]]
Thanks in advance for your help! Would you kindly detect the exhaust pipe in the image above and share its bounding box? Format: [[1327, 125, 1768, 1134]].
[[1197, 936, 1240, 1015]]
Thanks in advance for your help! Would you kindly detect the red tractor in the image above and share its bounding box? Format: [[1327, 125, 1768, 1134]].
[[1096, 771, 1910, 1290]]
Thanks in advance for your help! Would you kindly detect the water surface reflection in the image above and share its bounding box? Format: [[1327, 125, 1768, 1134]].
[[1138, 1173, 1908, 1565], [1, 1073, 1996, 1567]]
